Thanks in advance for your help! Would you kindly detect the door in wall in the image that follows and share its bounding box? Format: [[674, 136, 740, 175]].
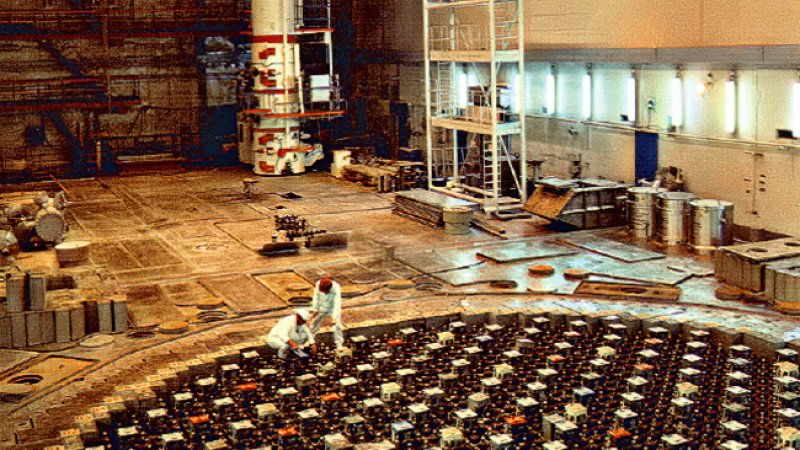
[[635, 131, 659, 182]]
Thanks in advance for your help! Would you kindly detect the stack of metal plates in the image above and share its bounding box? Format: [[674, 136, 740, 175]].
[[715, 238, 800, 292], [393, 189, 476, 228]]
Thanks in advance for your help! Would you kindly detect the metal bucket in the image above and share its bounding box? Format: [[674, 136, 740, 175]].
[[655, 192, 696, 245], [626, 187, 665, 238], [689, 199, 734, 254]]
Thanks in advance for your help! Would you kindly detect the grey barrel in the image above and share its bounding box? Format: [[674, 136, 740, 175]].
[[655, 192, 696, 245], [689, 199, 734, 254], [627, 187, 665, 239]]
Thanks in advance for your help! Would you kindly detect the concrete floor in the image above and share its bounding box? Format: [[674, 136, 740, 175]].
[[1, 167, 799, 448]]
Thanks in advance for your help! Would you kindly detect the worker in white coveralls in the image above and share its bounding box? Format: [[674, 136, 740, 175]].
[[309, 277, 344, 348], [267, 308, 316, 359]]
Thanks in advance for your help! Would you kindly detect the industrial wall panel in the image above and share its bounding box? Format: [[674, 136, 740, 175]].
[[10, 313, 26, 348], [526, 117, 635, 183], [70, 305, 85, 341], [0, 316, 11, 348], [55, 308, 71, 344], [97, 300, 114, 333], [40, 310, 55, 344], [6, 274, 25, 313], [654, 47, 764, 64], [28, 272, 46, 311], [764, 46, 800, 65], [526, 48, 656, 64], [25, 311, 42, 347]]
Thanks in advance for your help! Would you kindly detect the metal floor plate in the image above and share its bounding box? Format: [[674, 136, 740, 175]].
[[395, 189, 477, 209], [0, 356, 94, 396], [0, 350, 38, 376], [200, 274, 287, 315], [398, 238, 576, 274], [255, 272, 314, 303], [557, 235, 665, 263], [589, 260, 691, 286], [665, 259, 715, 278], [125, 284, 187, 328], [476, 240, 577, 263], [396, 250, 482, 274], [433, 263, 529, 287]]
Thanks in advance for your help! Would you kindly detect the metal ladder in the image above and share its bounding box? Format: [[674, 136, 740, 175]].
[[431, 126, 451, 179], [482, 138, 499, 194], [432, 62, 453, 117], [483, 136, 524, 211]]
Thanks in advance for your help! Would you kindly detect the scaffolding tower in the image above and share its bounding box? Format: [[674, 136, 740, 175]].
[[423, 0, 526, 212]]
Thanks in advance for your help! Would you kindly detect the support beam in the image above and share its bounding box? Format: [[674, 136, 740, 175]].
[[0, 99, 139, 113], [45, 111, 89, 177], [517, 0, 527, 201], [423, 0, 433, 190], [0, 27, 249, 42], [38, 41, 92, 80], [37, 40, 107, 104], [489, 0, 499, 212]]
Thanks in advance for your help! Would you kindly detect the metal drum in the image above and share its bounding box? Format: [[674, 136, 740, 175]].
[[627, 187, 665, 238], [442, 207, 472, 235], [688, 199, 734, 254], [655, 192, 696, 245]]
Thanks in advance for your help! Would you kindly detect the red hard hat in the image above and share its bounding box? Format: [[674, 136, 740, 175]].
[[319, 277, 333, 292]]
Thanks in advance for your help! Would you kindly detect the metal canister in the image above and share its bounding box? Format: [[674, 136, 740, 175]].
[[655, 192, 696, 245], [626, 187, 665, 239], [688, 199, 734, 254], [442, 207, 472, 235]]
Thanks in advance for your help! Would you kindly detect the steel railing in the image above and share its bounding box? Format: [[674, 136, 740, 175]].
[[0, 77, 139, 104], [429, 23, 519, 52]]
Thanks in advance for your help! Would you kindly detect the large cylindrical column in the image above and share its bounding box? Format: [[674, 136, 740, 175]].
[[250, 0, 305, 175], [240, 0, 340, 176]]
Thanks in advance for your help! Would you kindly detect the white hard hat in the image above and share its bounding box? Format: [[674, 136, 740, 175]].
[[295, 308, 311, 321]]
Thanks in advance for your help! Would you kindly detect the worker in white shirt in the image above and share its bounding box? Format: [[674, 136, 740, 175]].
[[267, 308, 316, 359], [309, 277, 343, 348]]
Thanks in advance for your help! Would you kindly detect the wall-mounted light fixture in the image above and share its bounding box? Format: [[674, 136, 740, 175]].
[[582, 64, 592, 120], [697, 72, 714, 97], [671, 69, 684, 129], [725, 70, 737, 135], [793, 71, 800, 137], [626, 69, 637, 123], [544, 64, 556, 115]]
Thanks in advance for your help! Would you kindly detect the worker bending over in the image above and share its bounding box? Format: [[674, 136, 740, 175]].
[[267, 308, 316, 359], [310, 277, 343, 348]]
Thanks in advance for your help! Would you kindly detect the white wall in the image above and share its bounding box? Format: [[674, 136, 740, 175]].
[[592, 66, 629, 123], [555, 63, 585, 119], [518, 63, 800, 141], [394, 0, 800, 51], [516, 63, 800, 235], [526, 118, 636, 182], [753, 71, 798, 141], [659, 139, 800, 235], [701, 0, 800, 46]]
